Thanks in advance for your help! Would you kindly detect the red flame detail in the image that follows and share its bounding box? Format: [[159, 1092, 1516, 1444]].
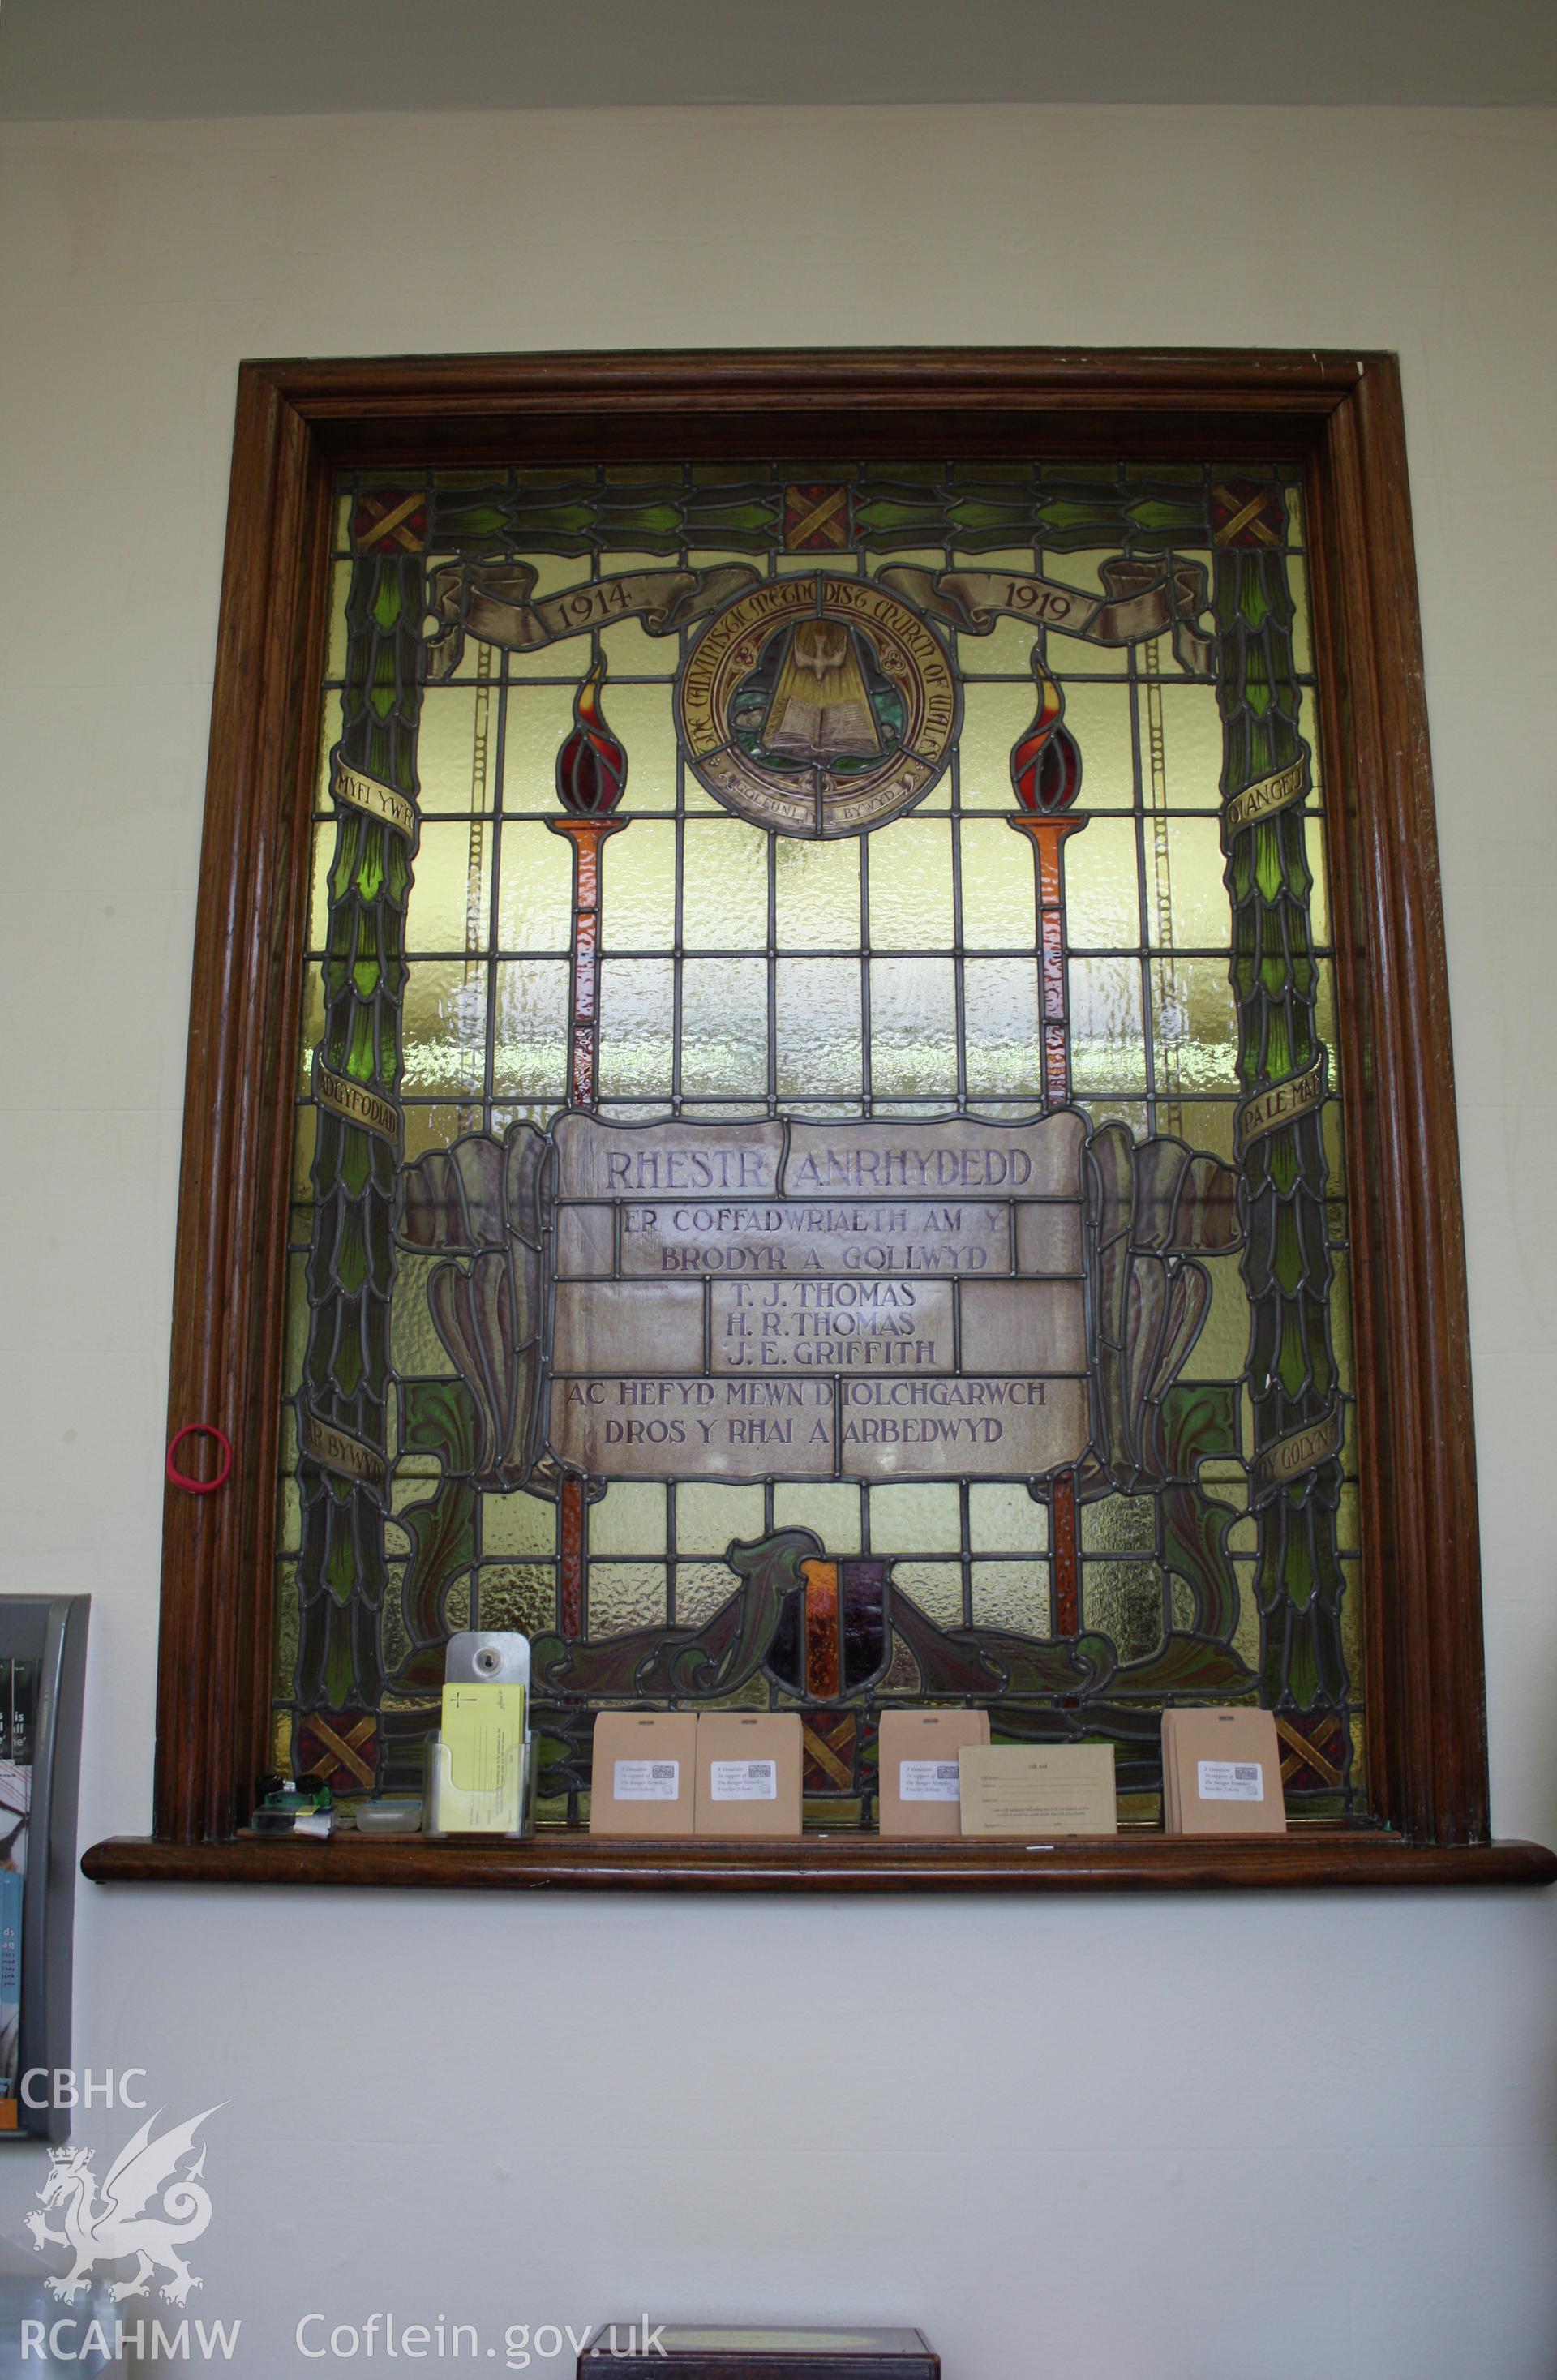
[[1010, 658, 1083, 814], [556, 663, 628, 817]]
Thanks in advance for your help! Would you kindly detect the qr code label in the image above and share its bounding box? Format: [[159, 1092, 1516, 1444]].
[[614, 1759, 680, 1801], [1197, 1758, 1264, 1803], [710, 1759, 778, 1801]]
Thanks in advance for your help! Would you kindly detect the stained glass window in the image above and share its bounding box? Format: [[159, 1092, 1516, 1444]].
[[277, 461, 1360, 1828]]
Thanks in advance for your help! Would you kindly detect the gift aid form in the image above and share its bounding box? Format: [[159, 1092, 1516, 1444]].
[[547, 1113, 1089, 1482]]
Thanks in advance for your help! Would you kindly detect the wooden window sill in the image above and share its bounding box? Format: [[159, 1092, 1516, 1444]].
[[82, 1832, 1557, 1893]]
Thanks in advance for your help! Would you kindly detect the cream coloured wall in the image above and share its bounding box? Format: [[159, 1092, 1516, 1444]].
[[1, 103, 1555, 2378]]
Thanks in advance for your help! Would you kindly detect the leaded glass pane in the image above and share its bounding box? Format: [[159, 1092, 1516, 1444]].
[[277, 461, 1362, 1826]]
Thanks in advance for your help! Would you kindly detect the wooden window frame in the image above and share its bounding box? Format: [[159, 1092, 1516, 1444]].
[[84, 348, 1556, 1894]]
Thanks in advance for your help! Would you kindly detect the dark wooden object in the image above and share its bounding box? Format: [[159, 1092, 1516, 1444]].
[[575, 2328, 937, 2380], [83, 1832, 1555, 1890], [105, 348, 1554, 1895], [578, 2322, 933, 2380]]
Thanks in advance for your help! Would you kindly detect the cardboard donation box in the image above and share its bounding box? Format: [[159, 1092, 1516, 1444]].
[[589, 1711, 698, 1836], [693, 1712, 803, 1836], [877, 1709, 990, 1837], [1161, 1707, 1287, 1833], [958, 1743, 1118, 1836]]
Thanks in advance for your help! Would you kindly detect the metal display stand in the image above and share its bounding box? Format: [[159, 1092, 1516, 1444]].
[[0, 1597, 88, 2144]]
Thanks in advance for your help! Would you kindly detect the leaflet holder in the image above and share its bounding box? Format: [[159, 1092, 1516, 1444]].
[[0, 1596, 88, 2142]]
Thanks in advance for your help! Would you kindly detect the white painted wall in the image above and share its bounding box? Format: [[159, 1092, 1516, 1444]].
[[2, 104, 1555, 2379]]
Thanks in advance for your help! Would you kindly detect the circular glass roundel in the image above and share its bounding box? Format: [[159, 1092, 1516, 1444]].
[[675, 572, 960, 837]]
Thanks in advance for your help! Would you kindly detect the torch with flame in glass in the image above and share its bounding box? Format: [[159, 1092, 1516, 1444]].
[[547, 659, 630, 1637], [1006, 649, 1087, 1110], [1006, 649, 1087, 1636]]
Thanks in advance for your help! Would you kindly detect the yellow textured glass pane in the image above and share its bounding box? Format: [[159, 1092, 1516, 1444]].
[[1232, 1557, 1259, 1669], [1069, 957, 1146, 1091], [963, 958, 1041, 1097], [598, 958, 674, 1096], [1065, 817, 1142, 948], [1174, 1099, 1237, 1162], [307, 821, 332, 949], [1336, 1478, 1360, 1555], [603, 820, 676, 951], [1077, 1096, 1147, 1140], [1289, 554, 1312, 677], [683, 821, 768, 951], [676, 1482, 766, 1555], [868, 1482, 961, 1555], [1298, 692, 1323, 810], [291, 1101, 315, 1203], [1180, 1252, 1250, 1382], [281, 1251, 307, 1391], [1145, 684, 1223, 808], [1036, 549, 1131, 676], [1064, 681, 1136, 808], [1151, 958, 1240, 1093], [1081, 1495, 1156, 1553], [959, 616, 1040, 679], [775, 959, 860, 1096], [503, 684, 573, 811], [772, 1482, 860, 1553], [390, 1251, 457, 1377], [950, 545, 1031, 573], [959, 680, 1032, 809], [969, 1482, 1048, 1553], [891, 1561, 963, 1627], [401, 1102, 478, 1160], [1322, 1095, 1347, 1217], [491, 958, 568, 1097], [497, 821, 573, 953], [682, 957, 768, 1096], [594, 1567, 680, 1657], [277, 1474, 300, 1556], [1083, 1559, 1164, 1661], [481, 1490, 558, 1558], [324, 560, 352, 680], [419, 686, 499, 813], [971, 1560, 1050, 1636], [867, 821, 953, 949], [596, 551, 682, 678], [775, 838, 860, 950], [273, 1563, 298, 1696], [1330, 1250, 1354, 1396], [1306, 818, 1330, 946], [479, 1565, 555, 1636], [312, 695, 341, 806], [676, 1561, 740, 1625], [590, 1481, 667, 1557], [959, 818, 1036, 950], [1316, 958, 1340, 1087], [869, 959, 957, 1096], [504, 552, 594, 680], [608, 682, 677, 813], [405, 820, 492, 956], [403, 961, 487, 1096], [1147, 816, 1231, 950]]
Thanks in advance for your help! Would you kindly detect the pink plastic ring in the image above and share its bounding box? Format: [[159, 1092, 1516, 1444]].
[[166, 1422, 234, 1495]]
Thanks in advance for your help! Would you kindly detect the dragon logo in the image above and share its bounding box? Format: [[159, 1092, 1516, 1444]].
[[24, 2105, 221, 2305]]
